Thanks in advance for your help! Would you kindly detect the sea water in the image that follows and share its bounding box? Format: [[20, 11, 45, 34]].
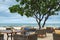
[[0, 23, 60, 27]]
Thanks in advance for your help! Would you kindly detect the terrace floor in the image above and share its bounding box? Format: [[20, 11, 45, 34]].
[[3, 33, 53, 40], [38, 33, 53, 40]]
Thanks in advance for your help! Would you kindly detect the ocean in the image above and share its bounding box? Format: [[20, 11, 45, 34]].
[[0, 23, 60, 27]]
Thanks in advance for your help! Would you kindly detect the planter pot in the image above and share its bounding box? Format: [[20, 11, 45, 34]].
[[36, 29, 46, 38]]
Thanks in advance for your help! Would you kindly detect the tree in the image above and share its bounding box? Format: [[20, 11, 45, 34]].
[[9, 0, 60, 29]]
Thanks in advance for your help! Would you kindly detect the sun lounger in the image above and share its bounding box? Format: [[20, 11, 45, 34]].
[[23, 27, 36, 34], [6, 28, 12, 30]]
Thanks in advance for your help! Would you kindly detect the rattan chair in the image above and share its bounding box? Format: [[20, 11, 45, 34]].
[[46, 27, 54, 33], [0, 34, 4, 40], [53, 33, 60, 40], [6, 28, 13, 40]]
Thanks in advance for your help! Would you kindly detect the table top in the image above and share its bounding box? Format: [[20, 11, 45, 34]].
[[0, 30, 26, 34], [0, 30, 12, 33], [13, 29, 26, 33]]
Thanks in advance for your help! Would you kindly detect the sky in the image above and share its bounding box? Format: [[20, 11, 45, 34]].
[[0, 0, 60, 24]]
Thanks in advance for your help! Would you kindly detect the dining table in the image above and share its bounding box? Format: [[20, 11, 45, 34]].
[[0, 29, 26, 40], [0, 30, 13, 40]]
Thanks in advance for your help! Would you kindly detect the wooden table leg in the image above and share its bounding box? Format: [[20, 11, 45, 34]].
[[7, 33, 8, 40], [13, 32, 17, 34], [7, 33, 12, 40], [11, 33, 12, 40]]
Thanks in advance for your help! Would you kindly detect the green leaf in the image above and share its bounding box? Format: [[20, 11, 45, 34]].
[[16, 0, 20, 2]]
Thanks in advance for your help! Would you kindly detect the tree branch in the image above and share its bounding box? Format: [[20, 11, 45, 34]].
[[34, 14, 39, 23], [41, 15, 44, 21], [42, 14, 49, 27], [41, 7, 53, 27]]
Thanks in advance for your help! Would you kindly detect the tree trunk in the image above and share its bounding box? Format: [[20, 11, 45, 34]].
[[38, 21, 41, 29], [42, 15, 49, 28]]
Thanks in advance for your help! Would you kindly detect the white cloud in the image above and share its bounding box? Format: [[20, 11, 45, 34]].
[[0, 5, 8, 12]]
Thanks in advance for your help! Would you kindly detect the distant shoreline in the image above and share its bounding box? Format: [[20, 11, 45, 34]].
[[0, 23, 60, 27]]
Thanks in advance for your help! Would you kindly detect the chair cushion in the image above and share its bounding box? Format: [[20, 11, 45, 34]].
[[24, 28, 30, 30]]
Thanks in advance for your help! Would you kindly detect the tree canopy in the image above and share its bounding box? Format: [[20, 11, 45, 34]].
[[9, 0, 60, 29]]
